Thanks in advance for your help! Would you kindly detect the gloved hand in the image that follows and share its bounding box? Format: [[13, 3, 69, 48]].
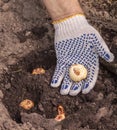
[[51, 15, 114, 96]]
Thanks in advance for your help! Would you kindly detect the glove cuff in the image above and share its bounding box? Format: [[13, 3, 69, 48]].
[[53, 14, 89, 42]]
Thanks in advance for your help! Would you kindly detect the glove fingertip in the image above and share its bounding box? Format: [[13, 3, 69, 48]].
[[82, 83, 90, 94], [82, 72, 98, 94], [60, 85, 69, 95], [51, 76, 63, 88], [51, 66, 66, 88], [105, 53, 114, 62], [69, 85, 82, 96], [51, 79, 59, 87], [51, 72, 65, 88]]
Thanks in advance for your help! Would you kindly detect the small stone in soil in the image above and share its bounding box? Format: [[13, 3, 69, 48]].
[[38, 103, 45, 112], [0, 7, 3, 11], [96, 92, 104, 101], [5, 83, 11, 89], [0, 90, 4, 99], [2, 3, 10, 11]]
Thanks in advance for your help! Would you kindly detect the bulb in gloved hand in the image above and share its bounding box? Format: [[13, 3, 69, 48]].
[[69, 64, 87, 82]]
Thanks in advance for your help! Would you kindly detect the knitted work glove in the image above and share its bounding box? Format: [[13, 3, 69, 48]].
[[51, 15, 114, 96]]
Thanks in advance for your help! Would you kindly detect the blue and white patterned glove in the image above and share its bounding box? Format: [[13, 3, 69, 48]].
[[51, 15, 114, 96]]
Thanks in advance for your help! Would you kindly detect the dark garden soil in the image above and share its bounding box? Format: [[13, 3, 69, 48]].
[[0, 0, 117, 130], [0, 47, 117, 130]]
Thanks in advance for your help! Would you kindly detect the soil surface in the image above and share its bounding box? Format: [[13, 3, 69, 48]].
[[0, 0, 117, 130]]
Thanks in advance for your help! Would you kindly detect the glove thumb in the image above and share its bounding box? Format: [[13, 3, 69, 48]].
[[92, 32, 114, 62]]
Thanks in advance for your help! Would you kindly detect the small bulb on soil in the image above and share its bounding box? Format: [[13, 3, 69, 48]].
[[55, 105, 65, 121], [69, 64, 87, 82], [32, 68, 45, 75], [19, 99, 34, 110]]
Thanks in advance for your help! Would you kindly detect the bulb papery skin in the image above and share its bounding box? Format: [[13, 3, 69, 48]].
[[69, 64, 87, 82]]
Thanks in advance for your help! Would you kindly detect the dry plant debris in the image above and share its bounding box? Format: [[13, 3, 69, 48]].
[[55, 105, 65, 121], [32, 68, 45, 75], [19, 99, 34, 110], [69, 64, 87, 82]]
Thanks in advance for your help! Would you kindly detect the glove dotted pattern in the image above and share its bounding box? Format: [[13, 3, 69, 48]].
[[51, 32, 114, 95]]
